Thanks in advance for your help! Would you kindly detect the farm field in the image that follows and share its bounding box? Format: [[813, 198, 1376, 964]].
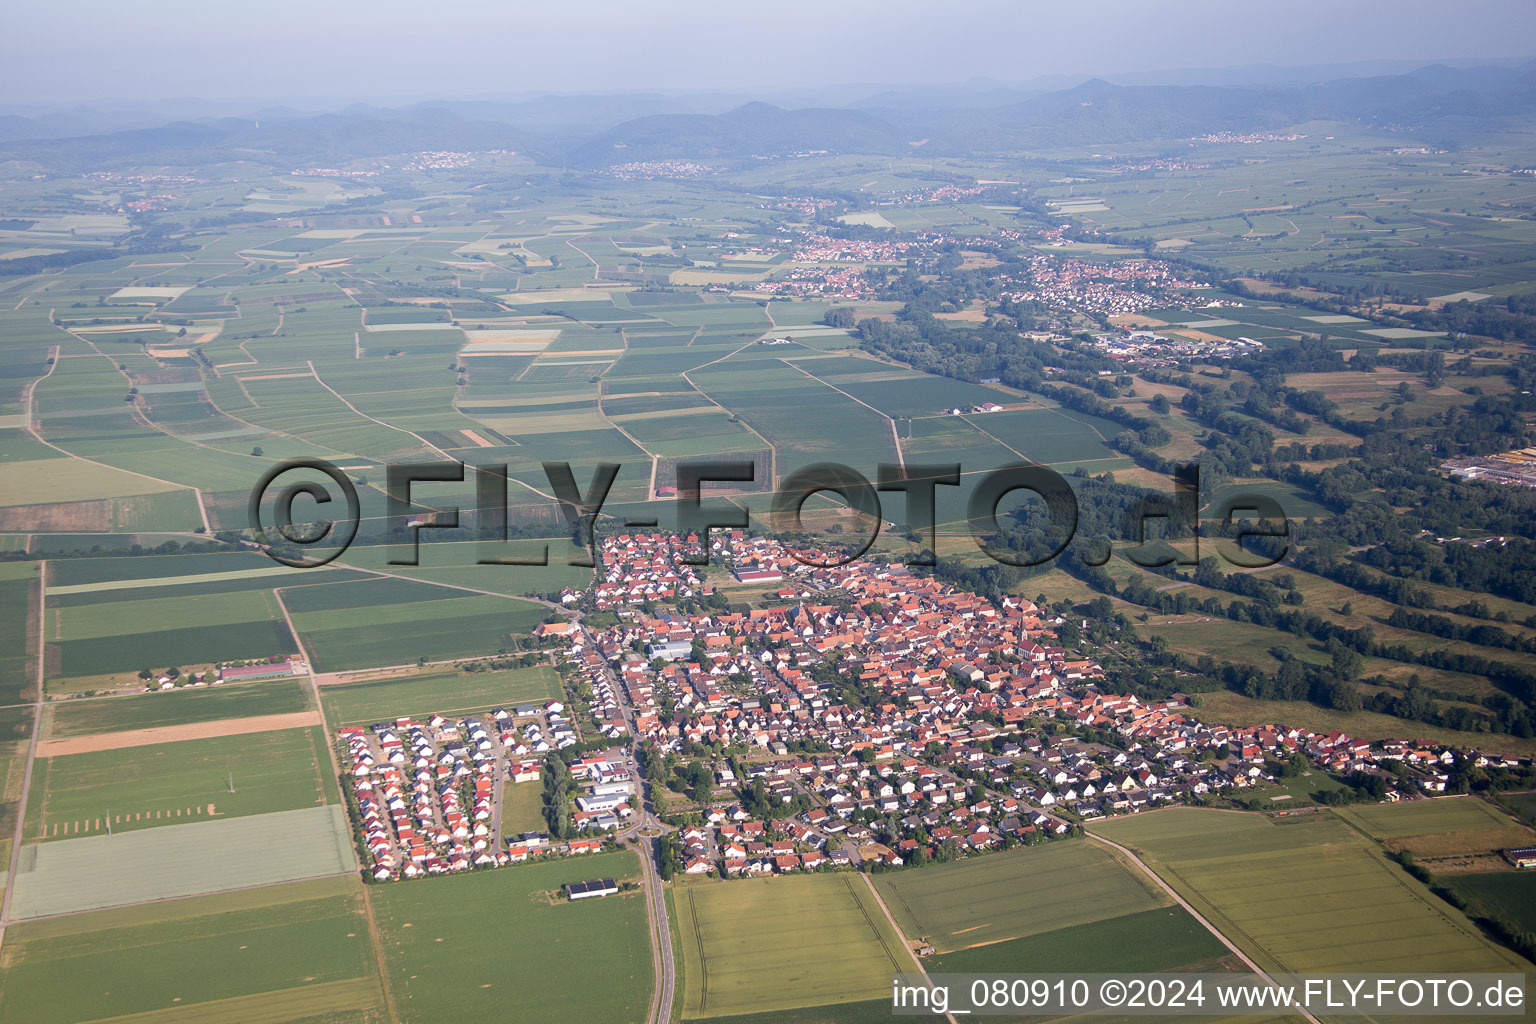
[[0, 876, 387, 1024], [1333, 796, 1514, 839], [676, 872, 911, 1019], [42, 678, 314, 738], [372, 851, 651, 1024], [1088, 808, 1527, 977], [316, 665, 558, 728], [23, 726, 334, 841], [1444, 871, 1536, 932], [872, 839, 1167, 953], [287, 586, 547, 672], [8, 804, 355, 919], [44, 585, 297, 689], [1501, 791, 1536, 827], [334, 541, 595, 598], [928, 904, 1231, 975], [1333, 796, 1536, 872], [0, 561, 38, 706]]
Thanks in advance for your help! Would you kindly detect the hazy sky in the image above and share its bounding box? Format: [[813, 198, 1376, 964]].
[[5, 0, 1534, 108]]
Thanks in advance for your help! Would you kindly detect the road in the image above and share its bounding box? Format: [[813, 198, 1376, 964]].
[[0, 560, 47, 951], [1085, 831, 1322, 1024], [577, 617, 677, 1024], [634, 835, 676, 1024]]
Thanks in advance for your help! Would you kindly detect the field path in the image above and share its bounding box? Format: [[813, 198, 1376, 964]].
[[595, 327, 660, 495], [858, 872, 958, 1024], [679, 343, 779, 484], [0, 560, 47, 949], [565, 236, 600, 281], [1085, 832, 1322, 1024], [779, 358, 910, 471], [273, 589, 400, 1024], [35, 710, 324, 757]]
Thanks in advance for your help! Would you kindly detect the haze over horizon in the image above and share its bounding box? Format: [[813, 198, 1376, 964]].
[[5, 0, 1536, 109]]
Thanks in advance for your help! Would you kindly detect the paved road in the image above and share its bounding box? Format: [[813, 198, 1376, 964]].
[[1085, 832, 1322, 1024], [634, 835, 676, 1024], [579, 617, 677, 1024]]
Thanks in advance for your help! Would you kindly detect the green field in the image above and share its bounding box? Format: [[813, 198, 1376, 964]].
[[292, 591, 547, 672], [0, 876, 386, 1024], [317, 666, 558, 728], [0, 566, 37, 705], [677, 872, 911, 1019], [1333, 797, 1513, 839], [43, 679, 313, 738], [1089, 808, 1526, 976], [873, 839, 1168, 953], [499, 777, 545, 835], [929, 904, 1230, 974], [1444, 871, 1536, 932], [1501, 791, 1536, 828], [26, 727, 333, 841], [372, 850, 650, 1024]]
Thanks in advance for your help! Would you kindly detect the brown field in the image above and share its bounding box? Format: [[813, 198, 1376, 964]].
[[1232, 277, 1337, 303], [34, 710, 324, 757], [1383, 827, 1536, 861], [0, 500, 112, 531]]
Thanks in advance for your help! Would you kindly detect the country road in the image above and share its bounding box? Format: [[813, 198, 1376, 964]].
[[635, 836, 677, 1024], [581, 617, 677, 1024]]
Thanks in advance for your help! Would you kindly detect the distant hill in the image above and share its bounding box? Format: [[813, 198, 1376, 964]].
[[564, 102, 917, 165], [0, 107, 536, 172], [4, 60, 1536, 173]]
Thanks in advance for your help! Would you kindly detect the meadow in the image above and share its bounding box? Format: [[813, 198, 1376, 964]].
[[676, 872, 911, 1019], [372, 850, 651, 1024]]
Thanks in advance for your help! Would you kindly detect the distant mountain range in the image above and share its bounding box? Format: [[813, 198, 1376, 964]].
[[3, 59, 1534, 174]]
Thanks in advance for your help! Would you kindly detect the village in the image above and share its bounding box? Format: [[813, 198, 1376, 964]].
[[328, 528, 1533, 887], [540, 532, 1530, 880]]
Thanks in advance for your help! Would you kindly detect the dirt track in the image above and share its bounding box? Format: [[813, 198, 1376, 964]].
[[36, 710, 324, 757]]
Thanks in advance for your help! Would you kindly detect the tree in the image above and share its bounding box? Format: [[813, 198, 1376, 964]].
[[250, 446, 264, 457]]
